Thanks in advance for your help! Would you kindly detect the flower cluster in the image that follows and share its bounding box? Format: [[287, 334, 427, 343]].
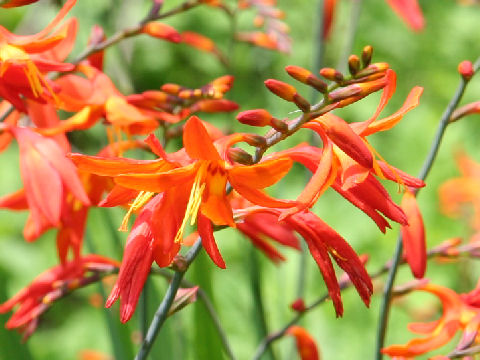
[[0, 0, 437, 357]]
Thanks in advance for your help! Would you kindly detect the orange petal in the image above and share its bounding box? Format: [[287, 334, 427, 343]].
[[198, 214, 226, 268], [70, 153, 174, 176], [361, 86, 423, 136], [401, 190, 426, 278], [228, 157, 292, 189], [183, 116, 221, 161], [114, 164, 197, 193]]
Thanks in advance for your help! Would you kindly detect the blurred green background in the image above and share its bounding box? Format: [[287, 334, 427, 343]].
[[1, 0, 480, 359]]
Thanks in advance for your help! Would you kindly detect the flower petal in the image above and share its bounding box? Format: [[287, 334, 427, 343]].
[[198, 214, 226, 268], [183, 116, 221, 161]]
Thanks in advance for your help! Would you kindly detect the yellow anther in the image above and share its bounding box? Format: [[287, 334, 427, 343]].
[[174, 163, 207, 243], [119, 191, 155, 231]]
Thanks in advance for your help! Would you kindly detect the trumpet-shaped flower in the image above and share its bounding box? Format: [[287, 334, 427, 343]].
[[71, 116, 294, 268]]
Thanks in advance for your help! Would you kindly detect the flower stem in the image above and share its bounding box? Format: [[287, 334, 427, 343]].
[[152, 268, 237, 360], [134, 239, 203, 360], [374, 56, 480, 360], [73, 0, 202, 64]]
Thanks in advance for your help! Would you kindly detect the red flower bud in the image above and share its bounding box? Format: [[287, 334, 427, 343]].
[[237, 109, 273, 127], [458, 60, 474, 81], [290, 298, 307, 312]]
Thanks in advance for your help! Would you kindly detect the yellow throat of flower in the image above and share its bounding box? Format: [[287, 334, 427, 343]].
[[119, 191, 155, 231]]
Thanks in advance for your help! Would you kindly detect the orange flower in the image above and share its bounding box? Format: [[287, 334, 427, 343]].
[[40, 64, 158, 137], [71, 116, 294, 267], [0, 0, 77, 110], [382, 283, 480, 358]]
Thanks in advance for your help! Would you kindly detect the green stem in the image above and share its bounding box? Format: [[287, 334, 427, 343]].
[[374, 56, 480, 360], [152, 268, 237, 360], [134, 239, 203, 360]]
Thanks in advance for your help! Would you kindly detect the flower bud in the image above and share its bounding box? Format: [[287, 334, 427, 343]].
[[285, 65, 311, 83], [237, 109, 273, 127], [161, 83, 183, 95], [286, 65, 327, 93], [319, 67, 344, 83], [191, 99, 239, 113], [458, 60, 474, 81], [264, 79, 297, 101], [227, 148, 254, 165], [361, 45, 373, 68], [181, 31, 216, 52], [141, 22, 181, 43], [290, 298, 306, 313], [243, 134, 267, 147], [348, 55, 360, 76]]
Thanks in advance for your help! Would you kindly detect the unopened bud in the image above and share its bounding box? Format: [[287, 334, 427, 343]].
[[264, 79, 297, 101], [237, 109, 272, 127], [290, 298, 306, 313], [285, 66, 327, 93], [141, 22, 181, 43], [191, 99, 239, 113], [161, 83, 183, 95], [361, 45, 374, 68], [319, 67, 344, 83], [348, 55, 360, 76], [227, 148, 254, 165], [285, 65, 311, 83], [244, 134, 267, 147], [458, 60, 475, 81]]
